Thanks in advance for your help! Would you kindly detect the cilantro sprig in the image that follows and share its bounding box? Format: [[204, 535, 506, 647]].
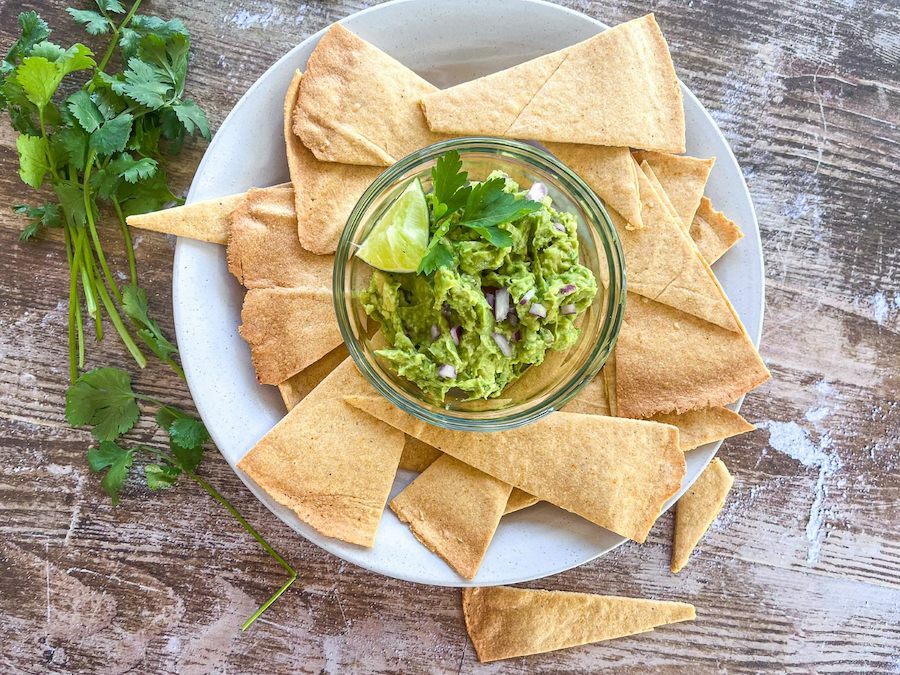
[[4, 4, 296, 631], [417, 150, 543, 275]]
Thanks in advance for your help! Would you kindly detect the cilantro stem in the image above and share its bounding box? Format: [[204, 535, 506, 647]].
[[82, 151, 123, 305], [111, 196, 138, 285], [96, 0, 143, 75], [94, 273, 147, 368], [64, 226, 78, 382], [184, 471, 297, 631]]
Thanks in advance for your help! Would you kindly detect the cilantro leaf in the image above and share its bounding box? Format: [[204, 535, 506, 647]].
[[15, 57, 59, 109], [115, 168, 178, 216], [169, 417, 209, 450], [459, 176, 542, 247], [16, 135, 49, 188], [28, 41, 66, 61], [54, 180, 90, 227], [155, 405, 184, 431], [14, 202, 61, 240], [123, 283, 179, 362], [119, 156, 158, 183], [66, 8, 111, 36], [96, 0, 126, 13], [53, 125, 89, 171], [90, 111, 133, 155], [417, 240, 455, 275], [65, 367, 140, 441], [113, 57, 170, 108], [4, 12, 51, 66], [431, 150, 470, 214], [86, 440, 134, 505], [67, 90, 104, 132], [173, 99, 210, 139], [144, 463, 180, 489]]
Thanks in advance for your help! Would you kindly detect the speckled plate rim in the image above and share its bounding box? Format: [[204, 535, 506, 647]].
[[172, 0, 764, 587]]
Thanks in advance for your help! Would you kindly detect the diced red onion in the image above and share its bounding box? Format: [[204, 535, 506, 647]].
[[494, 288, 510, 322], [552, 221, 566, 232], [430, 324, 440, 340], [437, 364, 456, 379], [512, 330, 521, 342], [492, 332, 513, 357], [485, 291, 495, 310], [560, 304, 577, 315], [519, 288, 536, 305], [526, 182, 548, 201], [441, 302, 451, 319], [507, 311, 519, 328], [529, 302, 547, 318], [450, 325, 462, 345], [559, 284, 576, 295]]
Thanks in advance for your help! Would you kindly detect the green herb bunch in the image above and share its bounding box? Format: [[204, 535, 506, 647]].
[[2, 2, 295, 630]]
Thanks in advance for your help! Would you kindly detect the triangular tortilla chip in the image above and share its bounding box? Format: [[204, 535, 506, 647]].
[[653, 406, 754, 452], [239, 287, 342, 384], [671, 458, 734, 573], [690, 197, 744, 265], [616, 293, 770, 418], [462, 586, 696, 662], [603, 357, 618, 417], [277, 343, 349, 410], [503, 489, 539, 515], [610, 162, 740, 332], [226, 185, 334, 288], [293, 24, 443, 166], [126, 186, 285, 244], [238, 358, 404, 547], [633, 151, 714, 229], [398, 435, 442, 473], [564, 370, 611, 416], [284, 70, 382, 254], [422, 15, 685, 152], [344, 395, 684, 543], [391, 455, 512, 580], [545, 143, 643, 229]]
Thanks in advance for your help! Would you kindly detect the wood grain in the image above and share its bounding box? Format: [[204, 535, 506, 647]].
[[1, 0, 898, 672]]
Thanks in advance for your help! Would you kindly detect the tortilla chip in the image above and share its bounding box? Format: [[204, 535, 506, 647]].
[[422, 15, 685, 152], [226, 185, 334, 288], [391, 455, 512, 579], [603, 357, 618, 417], [615, 293, 770, 418], [398, 435, 442, 473], [504, 489, 540, 515], [284, 70, 382, 254], [344, 395, 684, 543], [462, 586, 696, 662], [126, 188, 285, 244], [545, 143, 643, 229], [691, 197, 744, 265], [652, 406, 754, 452], [633, 151, 714, 229], [238, 358, 404, 547], [671, 458, 734, 573], [293, 24, 442, 166], [239, 287, 343, 385], [564, 371, 611, 416], [610, 162, 739, 332], [277, 343, 349, 410]]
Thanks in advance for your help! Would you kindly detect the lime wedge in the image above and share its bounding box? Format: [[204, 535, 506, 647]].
[[356, 178, 429, 273]]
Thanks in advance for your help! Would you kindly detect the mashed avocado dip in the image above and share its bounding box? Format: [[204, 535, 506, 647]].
[[359, 153, 598, 402]]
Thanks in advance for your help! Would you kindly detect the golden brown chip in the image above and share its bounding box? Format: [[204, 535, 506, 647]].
[[293, 24, 442, 166], [239, 287, 343, 385], [633, 150, 715, 229], [226, 185, 334, 288], [671, 458, 734, 572], [344, 395, 684, 543], [238, 358, 404, 547], [284, 69, 382, 254], [564, 371, 611, 416], [610, 162, 739, 333], [277, 343, 349, 410], [652, 406, 754, 452], [391, 455, 512, 579], [545, 143, 643, 229], [503, 489, 540, 515], [398, 435, 443, 473], [126, 188, 285, 244], [422, 15, 684, 152], [615, 293, 770, 419], [690, 196, 744, 265], [462, 586, 696, 662]]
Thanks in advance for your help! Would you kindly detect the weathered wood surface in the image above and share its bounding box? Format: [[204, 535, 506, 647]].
[[1, 0, 898, 672]]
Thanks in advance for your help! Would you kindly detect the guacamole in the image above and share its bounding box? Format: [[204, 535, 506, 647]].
[[361, 171, 598, 402]]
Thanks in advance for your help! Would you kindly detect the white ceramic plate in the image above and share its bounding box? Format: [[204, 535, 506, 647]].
[[173, 0, 764, 587]]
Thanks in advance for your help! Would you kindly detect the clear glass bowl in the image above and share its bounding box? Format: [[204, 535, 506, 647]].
[[334, 137, 625, 432]]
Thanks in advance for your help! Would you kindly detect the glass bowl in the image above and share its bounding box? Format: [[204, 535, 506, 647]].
[[334, 137, 625, 432]]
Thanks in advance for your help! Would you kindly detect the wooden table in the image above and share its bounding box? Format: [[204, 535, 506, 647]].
[[1, 1, 898, 672]]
